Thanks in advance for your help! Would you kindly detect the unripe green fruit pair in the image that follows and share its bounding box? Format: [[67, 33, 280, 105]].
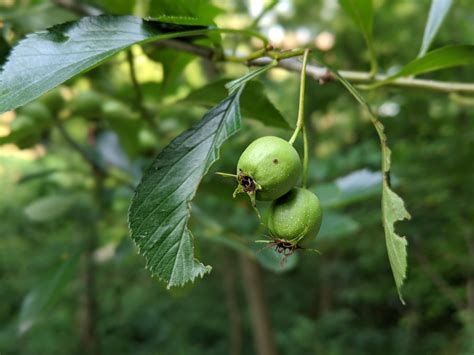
[[236, 136, 322, 245]]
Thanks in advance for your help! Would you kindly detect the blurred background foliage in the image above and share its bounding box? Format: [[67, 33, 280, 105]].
[[1, 0, 474, 354]]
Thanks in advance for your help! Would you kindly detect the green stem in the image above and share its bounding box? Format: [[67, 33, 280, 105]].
[[289, 48, 311, 145], [268, 48, 306, 60], [216, 172, 238, 178], [302, 125, 309, 188], [366, 37, 378, 78], [212, 27, 269, 46]]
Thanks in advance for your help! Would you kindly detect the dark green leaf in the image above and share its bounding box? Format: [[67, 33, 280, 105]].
[[369, 45, 474, 89], [183, 79, 291, 129], [19, 254, 79, 335], [339, 0, 377, 73], [313, 51, 410, 303], [418, 0, 453, 57], [128, 88, 244, 288], [0, 15, 208, 113]]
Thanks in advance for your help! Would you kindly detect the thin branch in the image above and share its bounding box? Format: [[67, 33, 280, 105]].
[[249, 57, 474, 94], [153, 42, 474, 94], [53, 118, 135, 190], [53, 0, 474, 95]]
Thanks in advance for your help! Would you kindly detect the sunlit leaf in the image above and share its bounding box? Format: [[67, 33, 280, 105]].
[[418, 0, 453, 57], [368, 45, 474, 89], [128, 88, 244, 288], [0, 15, 208, 113], [313, 51, 410, 302]]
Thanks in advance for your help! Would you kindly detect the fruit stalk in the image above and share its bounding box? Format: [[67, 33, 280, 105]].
[[289, 48, 311, 187]]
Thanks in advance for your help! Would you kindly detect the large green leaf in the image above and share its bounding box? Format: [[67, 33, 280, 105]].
[[339, 0, 377, 74], [369, 45, 474, 89], [183, 79, 291, 129], [313, 52, 410, 303], [128, 88, 244, 288], [418, 0, 453, 57], [19, 254, 79, 335], [0, 15, 208, 114]]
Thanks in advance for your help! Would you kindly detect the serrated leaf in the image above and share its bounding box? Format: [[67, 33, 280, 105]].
[[183, 79, 291, 129], [418, 0, 453, 57], [339, 0, 377, 74], [24, 195, 75, 222], [313, 51, 410, 302], [128, 88, 244, 288], [0, 15, 208, 113], [19, 254, 79, 335], [369, 45, 474, 89], [382, 185, 410, 303]]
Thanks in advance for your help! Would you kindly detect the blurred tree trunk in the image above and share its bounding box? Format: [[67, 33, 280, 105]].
[[78, 130, 103, 355], [240, 255, 278, 355], [221, 251, 243, 355], [79, 225, 99, 355]]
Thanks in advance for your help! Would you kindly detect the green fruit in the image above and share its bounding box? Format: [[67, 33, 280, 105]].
[[8, 114, 41, 149], [72, 91, 102, 116], [236, 136, 301, 201], [18, 102, 52, 123], [266, 187, 322, 244], [39, 87, 65, 112]]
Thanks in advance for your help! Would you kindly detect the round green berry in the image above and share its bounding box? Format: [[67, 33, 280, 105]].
[[236, 136, 301, 201], [266, 187, 322, 244]]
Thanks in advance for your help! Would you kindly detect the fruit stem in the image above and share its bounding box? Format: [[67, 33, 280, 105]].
[[289, 48, 310, 145], [215, 172, 238, 179], [302, 125, 309, 188]]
